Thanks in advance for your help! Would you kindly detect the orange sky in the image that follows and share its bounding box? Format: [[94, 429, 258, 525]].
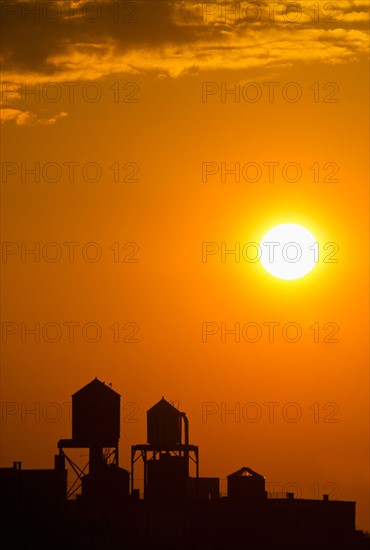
[[1, 0, 369, 532]]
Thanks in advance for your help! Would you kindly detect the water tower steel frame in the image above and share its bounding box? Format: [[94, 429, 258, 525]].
[[131, 399, 199, 498], [57, 378, 120, 499]]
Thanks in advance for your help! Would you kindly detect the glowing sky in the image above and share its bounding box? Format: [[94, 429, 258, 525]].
[[1, 0, 369, 532]]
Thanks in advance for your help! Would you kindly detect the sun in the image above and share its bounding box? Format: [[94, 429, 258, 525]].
[[260, 223, 317, 280]]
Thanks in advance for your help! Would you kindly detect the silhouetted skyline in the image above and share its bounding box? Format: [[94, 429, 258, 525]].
[[2, 379, 369, 549]]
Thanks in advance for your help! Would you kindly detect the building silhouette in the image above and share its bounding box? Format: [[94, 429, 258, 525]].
[[1, 378, 369, 549], [132, 396, 199, 501], [57, 378, 129, 505]]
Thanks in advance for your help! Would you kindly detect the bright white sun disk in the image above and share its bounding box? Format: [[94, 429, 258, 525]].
[[260, 224, 317, 280]]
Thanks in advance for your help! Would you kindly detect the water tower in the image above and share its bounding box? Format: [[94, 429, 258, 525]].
[[57, 378, 128, 501], [131, 398, 199, 500]]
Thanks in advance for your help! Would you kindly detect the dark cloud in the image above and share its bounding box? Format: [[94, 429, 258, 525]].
[[1, 1, 368, 79], [1, 2, 196, 73]]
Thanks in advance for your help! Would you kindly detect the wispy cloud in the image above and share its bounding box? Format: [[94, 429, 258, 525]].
[[0, 108, 68, 126], [0, 1, 368, 82]]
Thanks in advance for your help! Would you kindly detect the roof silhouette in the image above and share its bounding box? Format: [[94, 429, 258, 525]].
[[147, 396, 182, 416], [72, 377, 120, 398]]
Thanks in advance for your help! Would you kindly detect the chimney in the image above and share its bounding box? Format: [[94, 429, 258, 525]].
[[287, 492, 294, 500], [323, 494, 329, 501]]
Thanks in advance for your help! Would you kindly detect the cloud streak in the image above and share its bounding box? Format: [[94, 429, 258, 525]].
[[0, 108, 68, 126], [0, 1, 368, 82]]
